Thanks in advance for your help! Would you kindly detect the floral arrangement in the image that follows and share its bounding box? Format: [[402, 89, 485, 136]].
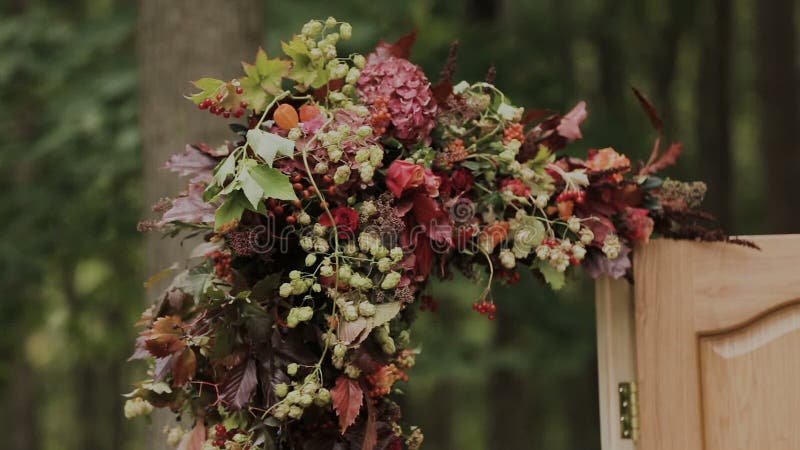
[[128, 18, 731, 450]]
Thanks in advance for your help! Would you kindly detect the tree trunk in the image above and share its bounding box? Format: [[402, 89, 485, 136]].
[[755, 0, 799, 233], [138, 1, 263, 447], [695, 0, 733, 229], [4, 359, 40, 450]]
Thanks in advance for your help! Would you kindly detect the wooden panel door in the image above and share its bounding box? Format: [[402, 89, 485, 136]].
[[634, 235, 800, 450]]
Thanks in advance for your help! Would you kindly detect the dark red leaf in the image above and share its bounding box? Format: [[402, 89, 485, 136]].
[[631, 86, 663, 132], [332, 377, 363, 434], [221, 359, 258, 410], [432, 80, 453, 106], [370, 31, 418, 64], [642, 142, 683, 175], [361, 394, 377, 450], [171, 347, 197, 387], [390, 31, 417, 59], [520, 109, 554, 125]]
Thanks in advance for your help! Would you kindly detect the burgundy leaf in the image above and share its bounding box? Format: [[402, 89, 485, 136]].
[[171, 347, 197, 387], [159, 183, 216, 225], [369, 31, 418, 64], [164, 145, 216, 183], [332, 377, 363, 434], [221, 359, 258, 410], [631, 86, 663, 132], [361, 394, 377, 450], [641, 142, 683, 175]]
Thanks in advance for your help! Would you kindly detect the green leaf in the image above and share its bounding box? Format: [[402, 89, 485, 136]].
[[189, 77, 225, 104], [239, 167, 264, 208], [214, 152, 237, 186], [535, 260, 565, 290], [282, 36, 328, 88], [248, 164, 298, 201], [246, 129, 295, 167], [214, 191, 247, 231], [239, 48, 290, 112]]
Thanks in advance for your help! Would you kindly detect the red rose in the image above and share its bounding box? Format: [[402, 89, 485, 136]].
[[386, 160, 425, 197], [386, 160, 440, 197], [451, 168, 474, 193], [319, 206, 359, 238]]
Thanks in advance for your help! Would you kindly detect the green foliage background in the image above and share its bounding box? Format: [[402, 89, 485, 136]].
[[0, 0, 794, 449]]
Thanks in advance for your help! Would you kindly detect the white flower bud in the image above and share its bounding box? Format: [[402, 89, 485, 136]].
[[333, 164, 350, 184], [358, 302, 376, 317], [314, 161, 329, 174], [533, 194, 549, 209], [567, 217, 581, 233], [339, 22, 352, 40], [353, 54, 366, 69], [297, 211, 311, 225], [305, 254, 317, 266], [279, 283, 293, 298], [381, 271, 401, 290], [499, 249, 516, 269]]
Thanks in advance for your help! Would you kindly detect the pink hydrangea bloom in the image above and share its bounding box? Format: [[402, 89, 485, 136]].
[[357, 56, 437, 143]]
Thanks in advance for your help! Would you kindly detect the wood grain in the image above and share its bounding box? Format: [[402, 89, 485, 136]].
[[633, 235, 800, 450], [595, 277, 637, 450]]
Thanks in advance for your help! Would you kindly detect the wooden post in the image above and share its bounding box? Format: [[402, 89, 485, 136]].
[[595, 276, 637, 450]]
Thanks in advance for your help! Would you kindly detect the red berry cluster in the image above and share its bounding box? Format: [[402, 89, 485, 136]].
[[369, 96, 391, 136], [198, 88, 248, 119], [419, 295, 438, 312], [472, 300, 497, 320], [212, 424, 249, 449], [556, 190, 586, 204], [207, 250, 232, 283], [497, 269, 522, 285], [503, 122, 525, 144]]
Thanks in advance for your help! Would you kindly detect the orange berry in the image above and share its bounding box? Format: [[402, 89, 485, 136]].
[[274, 104, 299, 130], [299, 104, 321, 122]]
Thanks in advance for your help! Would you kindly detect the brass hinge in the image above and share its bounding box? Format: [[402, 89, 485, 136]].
[[618, 381, 639, 441]]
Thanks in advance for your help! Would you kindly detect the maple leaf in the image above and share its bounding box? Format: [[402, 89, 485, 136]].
[[332, 376, 364, 434], [171, 347, 197, 387], [142, 316, 186, 358], [282, 36, 328, 89], [239, 48, 291, 112]]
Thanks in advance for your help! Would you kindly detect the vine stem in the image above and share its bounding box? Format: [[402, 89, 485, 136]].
[[297, 117, 341, 374]]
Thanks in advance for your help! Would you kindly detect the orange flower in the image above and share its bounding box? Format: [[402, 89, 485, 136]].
[[273, 104, 299, 130], [479, 221, 510, 253], [586, 147, 631, 181]]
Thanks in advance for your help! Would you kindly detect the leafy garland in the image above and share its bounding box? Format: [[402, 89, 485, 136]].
[[128, 18, 731, 450]]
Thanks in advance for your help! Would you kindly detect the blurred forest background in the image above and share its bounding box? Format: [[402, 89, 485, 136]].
[[1, 0, 797, 449]]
